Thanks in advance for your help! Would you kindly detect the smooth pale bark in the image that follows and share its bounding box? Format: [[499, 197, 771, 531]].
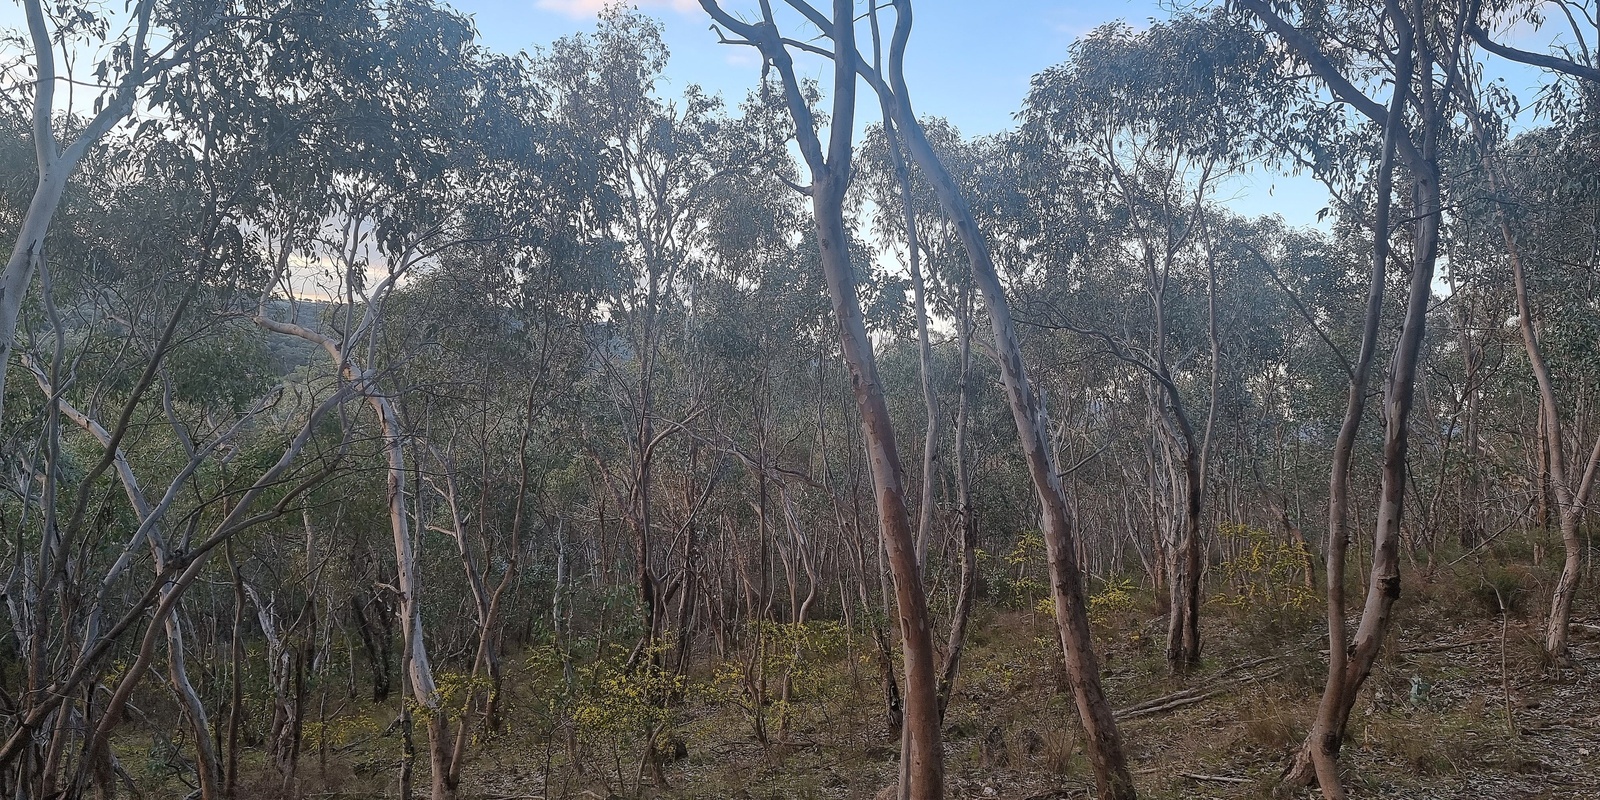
[[878, 113, 941, 574], [1101, 159, 1214, 675], [805, 87, 944, 800], [809, 186, 942, 798], [867, 2, 1134, 795], [1, 0, 190, 424], [66, 391, 346, 789], [1475, 132, 1600, 660], [1284, 93, 1401, 800], [254, 310, 452, 799], [254, 233, 455, 797], [25, 366, 223, 800], [1240, 3, 1455, 796], [433, 444, 525, 782], [937, 286, 978, 717], [696, 3, 944, 796], [0, 388, 342, 784], [1333, 154, 1439, 765]]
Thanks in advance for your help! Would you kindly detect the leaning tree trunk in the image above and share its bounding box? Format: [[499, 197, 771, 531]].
[[0, 0, 175, 423], [875, 3, 1135, 795], [695, 2, 945, 796], [27, 366, 224, 800], [1476, 119, 1600, 662], [880, 111, 941, 574], [806, 123, 943, 800]]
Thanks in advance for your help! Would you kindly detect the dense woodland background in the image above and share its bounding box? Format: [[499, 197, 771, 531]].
[[2, 0, 1600, 798]]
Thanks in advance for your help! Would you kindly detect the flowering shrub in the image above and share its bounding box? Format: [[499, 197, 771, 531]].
[[1032, 577, 1137, 627], [996, 531, 1049, 608], [1212, 522, 1317, 611], [571, 641, 684, 750], [711, 620, 847, 738], [1088, 578, 1139, 624]]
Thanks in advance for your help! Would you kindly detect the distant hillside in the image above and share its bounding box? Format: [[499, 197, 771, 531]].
[[260, 298, 333, 375]]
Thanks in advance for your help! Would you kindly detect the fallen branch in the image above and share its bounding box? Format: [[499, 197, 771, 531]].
[[1117, 686, 1214, 715], [1318, 638, 1497, 657], [1118, 688, 1231, 719], [1180, 772, 1251, 784], [1115, 663, 1287, 719], [1401, 638, 1497, 654], [1210, 654, 1283, 679], [1019, 790, 1077, 800]]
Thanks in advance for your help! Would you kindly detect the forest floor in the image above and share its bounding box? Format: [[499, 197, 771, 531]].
[[212, 564, 1600, 800]]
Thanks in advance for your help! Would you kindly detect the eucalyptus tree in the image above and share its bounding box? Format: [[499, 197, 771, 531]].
[[832, 1, 1144, 794], [1459, 0, 1600, 659], [707, 0, 1145, 793], [534, 11, 742, 663], [199, 2, 566, 795], [697, 0, 1154, 792], [1018, 13, 1271, 673], [1462, 101, 1600, 660], [6, 149, 241, 799], [855, 117, 992, 717], [856, 125, 940, 578], [0, 116, 354, 798], [698, 2, 946, 796], [0, 0, 253, 426], [1233, 1, 1469, 795]]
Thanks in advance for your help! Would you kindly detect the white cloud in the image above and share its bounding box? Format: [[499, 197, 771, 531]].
[[534, 0, 699, 19]]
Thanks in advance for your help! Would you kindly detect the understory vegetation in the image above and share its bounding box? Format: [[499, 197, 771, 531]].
[[3, 1, 1600, 799]]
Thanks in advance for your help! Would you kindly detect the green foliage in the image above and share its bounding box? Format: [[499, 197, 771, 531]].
[[571, 640, 684, 749], [1212, 523, 1318, 612], [1088, 578, 1140, 625], [994, 532, 1048, 609], [302, 711, 384, 753], [163, 323, 277, 411], [433, 671, 495, 718], [1469, 561, 1531, 617]]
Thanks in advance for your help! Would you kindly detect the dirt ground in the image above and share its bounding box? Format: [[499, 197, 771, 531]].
[[268, 569, 1600, 800]]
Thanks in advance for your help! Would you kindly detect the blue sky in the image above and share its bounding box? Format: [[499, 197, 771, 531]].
[[462, 1, 1170, 136], [1, 0, 1567, 228], [458, 0, 1336, 224], [450, 0, 1570, 230]]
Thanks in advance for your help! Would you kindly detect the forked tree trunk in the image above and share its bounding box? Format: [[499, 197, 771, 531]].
[[0, 0, 167, 423], [695, 4, 945, 796], [807, 111, 944, 800], [872, 3, 1135, 795], [1236, 2, 1453, 796]]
